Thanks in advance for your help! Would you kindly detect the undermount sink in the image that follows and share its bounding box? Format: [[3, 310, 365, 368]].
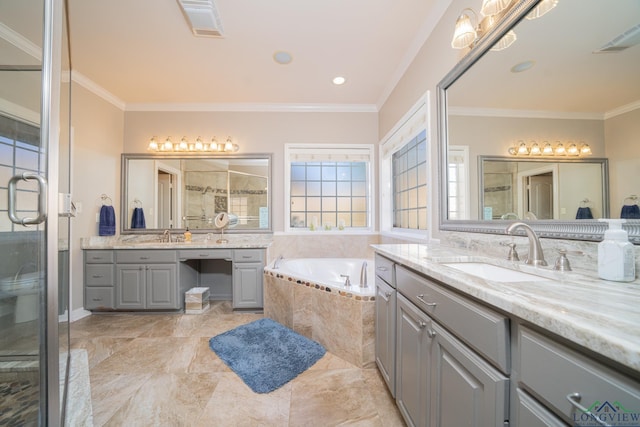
[[443, 262, 548, 283]]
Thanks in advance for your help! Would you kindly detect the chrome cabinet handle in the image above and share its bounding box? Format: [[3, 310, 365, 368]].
[[566, 393, 611, 427], [416, 294, 437, 307], [92, 275, 103, 278], [427, 329, 436, 338], [384, 291, 392, 298], [376, 266, 388, 271], [418, 321, 427, 329], [8, 172, 48, 225]]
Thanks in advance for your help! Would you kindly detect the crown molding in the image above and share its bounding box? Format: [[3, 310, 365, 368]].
[[0, 98, 40, 125], [71, 71, 126, 111], [604, 100, 640, 120], [0, 22, 41, 60], [125, 103, 378, 113], [448, 106, 604, 121]]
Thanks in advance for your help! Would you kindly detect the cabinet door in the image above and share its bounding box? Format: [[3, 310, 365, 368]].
[[233, 262, 263, 309], [429, 320, 509, 427], [146, 264, 177, 309], [116, 264, 145, 309], [396, 294, 431, 427], [515, 388, 568, 427], [376, 276, 396, 397]]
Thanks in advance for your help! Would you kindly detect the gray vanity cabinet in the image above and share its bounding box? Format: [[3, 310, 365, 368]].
[[232, 249, 264, 309], [84, 250, 115, 310], [375, 254, 396, 396], [115, 250, 178, 310], [396, 293, 431, 427], [394, 264, 510, 427]]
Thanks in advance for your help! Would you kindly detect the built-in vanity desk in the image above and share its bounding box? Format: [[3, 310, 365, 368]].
[[374, 244, 640, 427], [82, 236, 271, 312]]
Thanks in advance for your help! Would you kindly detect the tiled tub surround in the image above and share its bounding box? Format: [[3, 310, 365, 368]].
[[373, 243, 640, 373], [263, 259, 376, 368]]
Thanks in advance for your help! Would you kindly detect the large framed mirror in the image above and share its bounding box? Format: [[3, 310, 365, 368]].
[[121, 154, 272, 233], [437, 0, 640, 242]]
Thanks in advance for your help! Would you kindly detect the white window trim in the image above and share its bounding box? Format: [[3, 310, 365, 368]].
[[284, 143, 375, 233], [447, 145, 470, 220], [379, 91, 431, 240]]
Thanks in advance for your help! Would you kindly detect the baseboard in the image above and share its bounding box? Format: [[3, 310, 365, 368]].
[[70, 307, 92, 322]]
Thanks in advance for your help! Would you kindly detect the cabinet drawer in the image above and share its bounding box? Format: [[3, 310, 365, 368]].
[[179, 249, 233, 260], [396, 265, 509, 373], [233, 249, 264, 262], [519, 327, 640, 422], [85, 265, 114, 286], [116, 250, 177, 263], [85, 287, 115, 310], [85, 250, 114, 263], [375, 253, 395, 286]]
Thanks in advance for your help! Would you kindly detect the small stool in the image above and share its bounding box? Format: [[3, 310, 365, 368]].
[[185, 287, 210, 314]]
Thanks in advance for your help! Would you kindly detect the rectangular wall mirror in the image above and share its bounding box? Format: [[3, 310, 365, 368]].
[[121, 154, 272, 233], [437, 0, 640, 242]]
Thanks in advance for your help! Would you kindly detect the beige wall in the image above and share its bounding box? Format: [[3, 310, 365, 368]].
[[122, 111, 379, 232], [70, 83, 124, 312], [605, 108, 640, 218]]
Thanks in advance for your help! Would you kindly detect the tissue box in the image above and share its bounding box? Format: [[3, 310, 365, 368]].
[[185, 287, 210, 314]]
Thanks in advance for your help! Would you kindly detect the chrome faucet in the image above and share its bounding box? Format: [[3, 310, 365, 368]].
[[360, 261, 368, 288], [506, 222, 547, 266], [162, 229, 172, 243], [273, 255, 284, 269], [340, 274, 351, 286]]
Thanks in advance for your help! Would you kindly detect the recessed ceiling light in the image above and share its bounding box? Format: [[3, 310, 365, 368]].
[[511, 60, 535, 73], [332, 76, 346, 85], [273, 51, 293, 65]]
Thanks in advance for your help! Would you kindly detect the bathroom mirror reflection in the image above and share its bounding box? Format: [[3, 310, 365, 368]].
[[438, 0, 640, 242], [121, 154, 271, 233], [479, 156, 608, 221]]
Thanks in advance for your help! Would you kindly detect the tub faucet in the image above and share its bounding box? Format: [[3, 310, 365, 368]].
[[273, 255, 284, 269], [360, 261, 368, 288], [506, 222, 547, 266], [340, 274, 351, 287]]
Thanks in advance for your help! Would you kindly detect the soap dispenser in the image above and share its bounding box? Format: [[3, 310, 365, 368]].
[[184, 227, 192, 243], [598, 219, 635, 282]]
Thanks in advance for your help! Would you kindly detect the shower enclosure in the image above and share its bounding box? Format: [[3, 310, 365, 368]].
[[0, 0, 71, 424]]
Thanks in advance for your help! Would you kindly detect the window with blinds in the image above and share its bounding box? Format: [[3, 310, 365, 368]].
[[285, 145, 373, 230]]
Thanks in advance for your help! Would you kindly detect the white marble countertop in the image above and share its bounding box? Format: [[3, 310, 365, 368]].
[[372, 243, 640, 373], [81, 234, 272, 250]]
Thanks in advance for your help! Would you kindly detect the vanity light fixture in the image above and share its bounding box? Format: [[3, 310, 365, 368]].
[[147, 135, 240, 152], [526, 0, 559, 20], [508, 140, 592, 157], [451, 0, 517, 50]]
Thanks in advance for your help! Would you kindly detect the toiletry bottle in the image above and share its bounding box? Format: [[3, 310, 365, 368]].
[[598, 219, 635, 282], [184, 228, 192, 243]]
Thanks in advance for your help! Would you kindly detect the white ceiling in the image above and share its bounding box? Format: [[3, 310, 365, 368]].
[[67, 0, 447, 109]]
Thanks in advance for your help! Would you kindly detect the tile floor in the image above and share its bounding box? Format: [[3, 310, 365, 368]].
[[70, 301, 405, 426]]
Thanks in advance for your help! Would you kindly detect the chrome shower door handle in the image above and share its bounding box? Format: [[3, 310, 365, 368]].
[[8, 172, 48, 225]]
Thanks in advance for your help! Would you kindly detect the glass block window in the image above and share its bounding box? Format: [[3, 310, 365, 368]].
[[229, 196, 248, 225], [286, 145, 373, 231], [392, 129, 427, 230]]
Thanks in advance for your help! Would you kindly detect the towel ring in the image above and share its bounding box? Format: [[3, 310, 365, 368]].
[[100, 194, 113, 206], [623, 195, 638, 205], [133, 198, 142, 208], [580, 198, 590, 207]]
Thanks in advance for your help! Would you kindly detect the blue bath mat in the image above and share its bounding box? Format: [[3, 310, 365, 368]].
[[209, 318, 325, 393]]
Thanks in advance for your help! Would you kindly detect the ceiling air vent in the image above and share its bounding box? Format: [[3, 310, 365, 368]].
[[177, 0, 224, 38], [594, 24, 640, 53]]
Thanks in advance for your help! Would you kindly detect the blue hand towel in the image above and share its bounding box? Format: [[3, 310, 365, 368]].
[[131, 207, 146, 229], [620, 204, 640, 219], [99, 205, 116, 236], [575, 206, 593, 219]]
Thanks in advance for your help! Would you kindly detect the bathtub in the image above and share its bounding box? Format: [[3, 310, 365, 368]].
[[267, 258, 375, 296], [263, 258, 376, 368]]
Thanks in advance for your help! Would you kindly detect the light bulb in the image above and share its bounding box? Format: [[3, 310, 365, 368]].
[[530, 142, 541, 155], [148, 137, 158, 151]]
